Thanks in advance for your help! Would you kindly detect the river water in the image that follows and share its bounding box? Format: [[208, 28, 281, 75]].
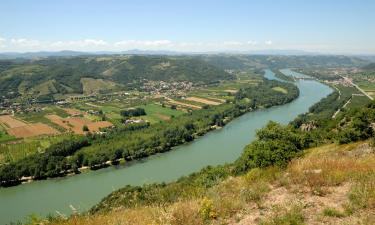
[[0, 69, 332, 224]]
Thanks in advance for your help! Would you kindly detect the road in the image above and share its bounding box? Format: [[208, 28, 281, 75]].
[[341, 76, 374, 100]]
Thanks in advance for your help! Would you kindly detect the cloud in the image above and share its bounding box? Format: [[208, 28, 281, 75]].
[[265, 40, 273, 45], [0, 37, 5, 48], [247, 40, 258, 45], [114, 40, 172, 48], [10, 38, 40, 48], [50, 39, 108, 49], [222, 41, 243, 46]]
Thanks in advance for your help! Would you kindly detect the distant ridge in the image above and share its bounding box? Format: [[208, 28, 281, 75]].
[[2, 49, 372, 59]]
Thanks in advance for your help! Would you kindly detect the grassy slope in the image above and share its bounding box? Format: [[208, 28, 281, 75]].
[[43, 141, 375, 225]]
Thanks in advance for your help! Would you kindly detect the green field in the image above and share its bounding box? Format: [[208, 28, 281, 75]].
[[0, 134, 76, 164], [346, 95, 372, 109], [138, 103, 185, 124]]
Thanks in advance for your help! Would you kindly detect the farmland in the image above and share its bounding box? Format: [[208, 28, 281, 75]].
[[0, 115, 59, 138]]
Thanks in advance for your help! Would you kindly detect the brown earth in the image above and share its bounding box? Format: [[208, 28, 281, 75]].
[[63, 108, 83, 116], [0, 115, 27, 128], [186, 97, 222, 105], [7, 123, 59, 138], [46, 114, 113, 134]]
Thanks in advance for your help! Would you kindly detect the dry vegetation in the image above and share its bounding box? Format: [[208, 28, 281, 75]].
[[43, 141, 375, 225]]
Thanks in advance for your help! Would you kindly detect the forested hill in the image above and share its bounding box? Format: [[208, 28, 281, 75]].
[[0, 55, 233, 97], [362, 62, 375, 70], [200, 55, 368, 70]]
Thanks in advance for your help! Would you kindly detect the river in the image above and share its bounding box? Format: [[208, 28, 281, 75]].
[[0, 69, 332, 224]]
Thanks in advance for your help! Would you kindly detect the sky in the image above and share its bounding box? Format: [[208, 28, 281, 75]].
[[0, 0, 374, 54]]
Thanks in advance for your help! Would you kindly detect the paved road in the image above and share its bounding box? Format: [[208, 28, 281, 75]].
[[341, 76, 374, 100]]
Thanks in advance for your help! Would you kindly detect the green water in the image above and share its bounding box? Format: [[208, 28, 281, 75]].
[[0, 69, 332, 224]]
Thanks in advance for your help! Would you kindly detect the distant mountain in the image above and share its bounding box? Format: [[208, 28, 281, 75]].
[[0, 49, 363, 59], [0, 50, 89, 59], [0, 50, 184, 59], [362, 62, 375, 70]]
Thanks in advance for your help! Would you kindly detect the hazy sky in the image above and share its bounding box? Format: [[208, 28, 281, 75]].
[[0, 0, 374, 54]]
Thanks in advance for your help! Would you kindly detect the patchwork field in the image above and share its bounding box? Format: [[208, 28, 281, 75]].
[[185, 96, 222, 105], [0, 115, 59, 138], [167, 99, 202, 109], [7, 123, 59, 138], [46, 114, 113, 134], [138, 103, 185, 123], [0, 115, 27, 128]]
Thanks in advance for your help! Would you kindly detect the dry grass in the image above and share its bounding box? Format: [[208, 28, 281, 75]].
[[286, 142, 375, 194]]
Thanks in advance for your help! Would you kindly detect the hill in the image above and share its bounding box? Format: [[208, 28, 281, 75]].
[[362, 62, 375, 70], [0, 55, 233, 99], [45, 141, 375, 225], [201, 55, 369, 70]]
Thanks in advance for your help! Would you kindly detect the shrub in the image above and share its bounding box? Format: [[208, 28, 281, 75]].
[[322, 207, 345, 217]]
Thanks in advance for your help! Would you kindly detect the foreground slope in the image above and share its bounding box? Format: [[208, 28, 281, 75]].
[[45, 141, 375, 225]]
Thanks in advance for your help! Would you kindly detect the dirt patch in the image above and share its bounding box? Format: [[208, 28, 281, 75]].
[[224, 89, 238, 94], [46, 114, 113, 134], [87, 121, 113, 132], [168, 99, 202, 109], [232, 183, 353, 225], [7, 123, 59, 138], [64, 108, 83, 116], [0, 115, 27, 128], [186, 97, 222, 105]]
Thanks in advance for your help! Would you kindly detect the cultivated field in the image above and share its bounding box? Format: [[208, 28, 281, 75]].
[[0, 115, 27, 128], [46, 114, 113, 134], [0, 115, 59, 138], [7, 123, 59, 138], [185, 96, 222, 105], [64, 108, 82, 116], [167, 99, 202, 109]]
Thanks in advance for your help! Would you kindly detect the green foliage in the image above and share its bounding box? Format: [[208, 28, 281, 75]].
[[90, 164, 231, 213], [337, 102, 375, 144], [0, 137, 89, 186], [322, 208, 346, 218], [120, 107, 146, 117], [235, 79, 299, 108], [234, 122, 310, 173], [82, 125, 89, 132]]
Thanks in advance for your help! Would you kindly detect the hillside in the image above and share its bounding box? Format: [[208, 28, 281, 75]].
[[0, 55, 233, 99], [45, 141, 375, 225], [362, 62, 375, 70]]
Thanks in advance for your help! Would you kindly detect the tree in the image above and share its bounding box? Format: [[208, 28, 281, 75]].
[[83, 125, 89, 132]]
